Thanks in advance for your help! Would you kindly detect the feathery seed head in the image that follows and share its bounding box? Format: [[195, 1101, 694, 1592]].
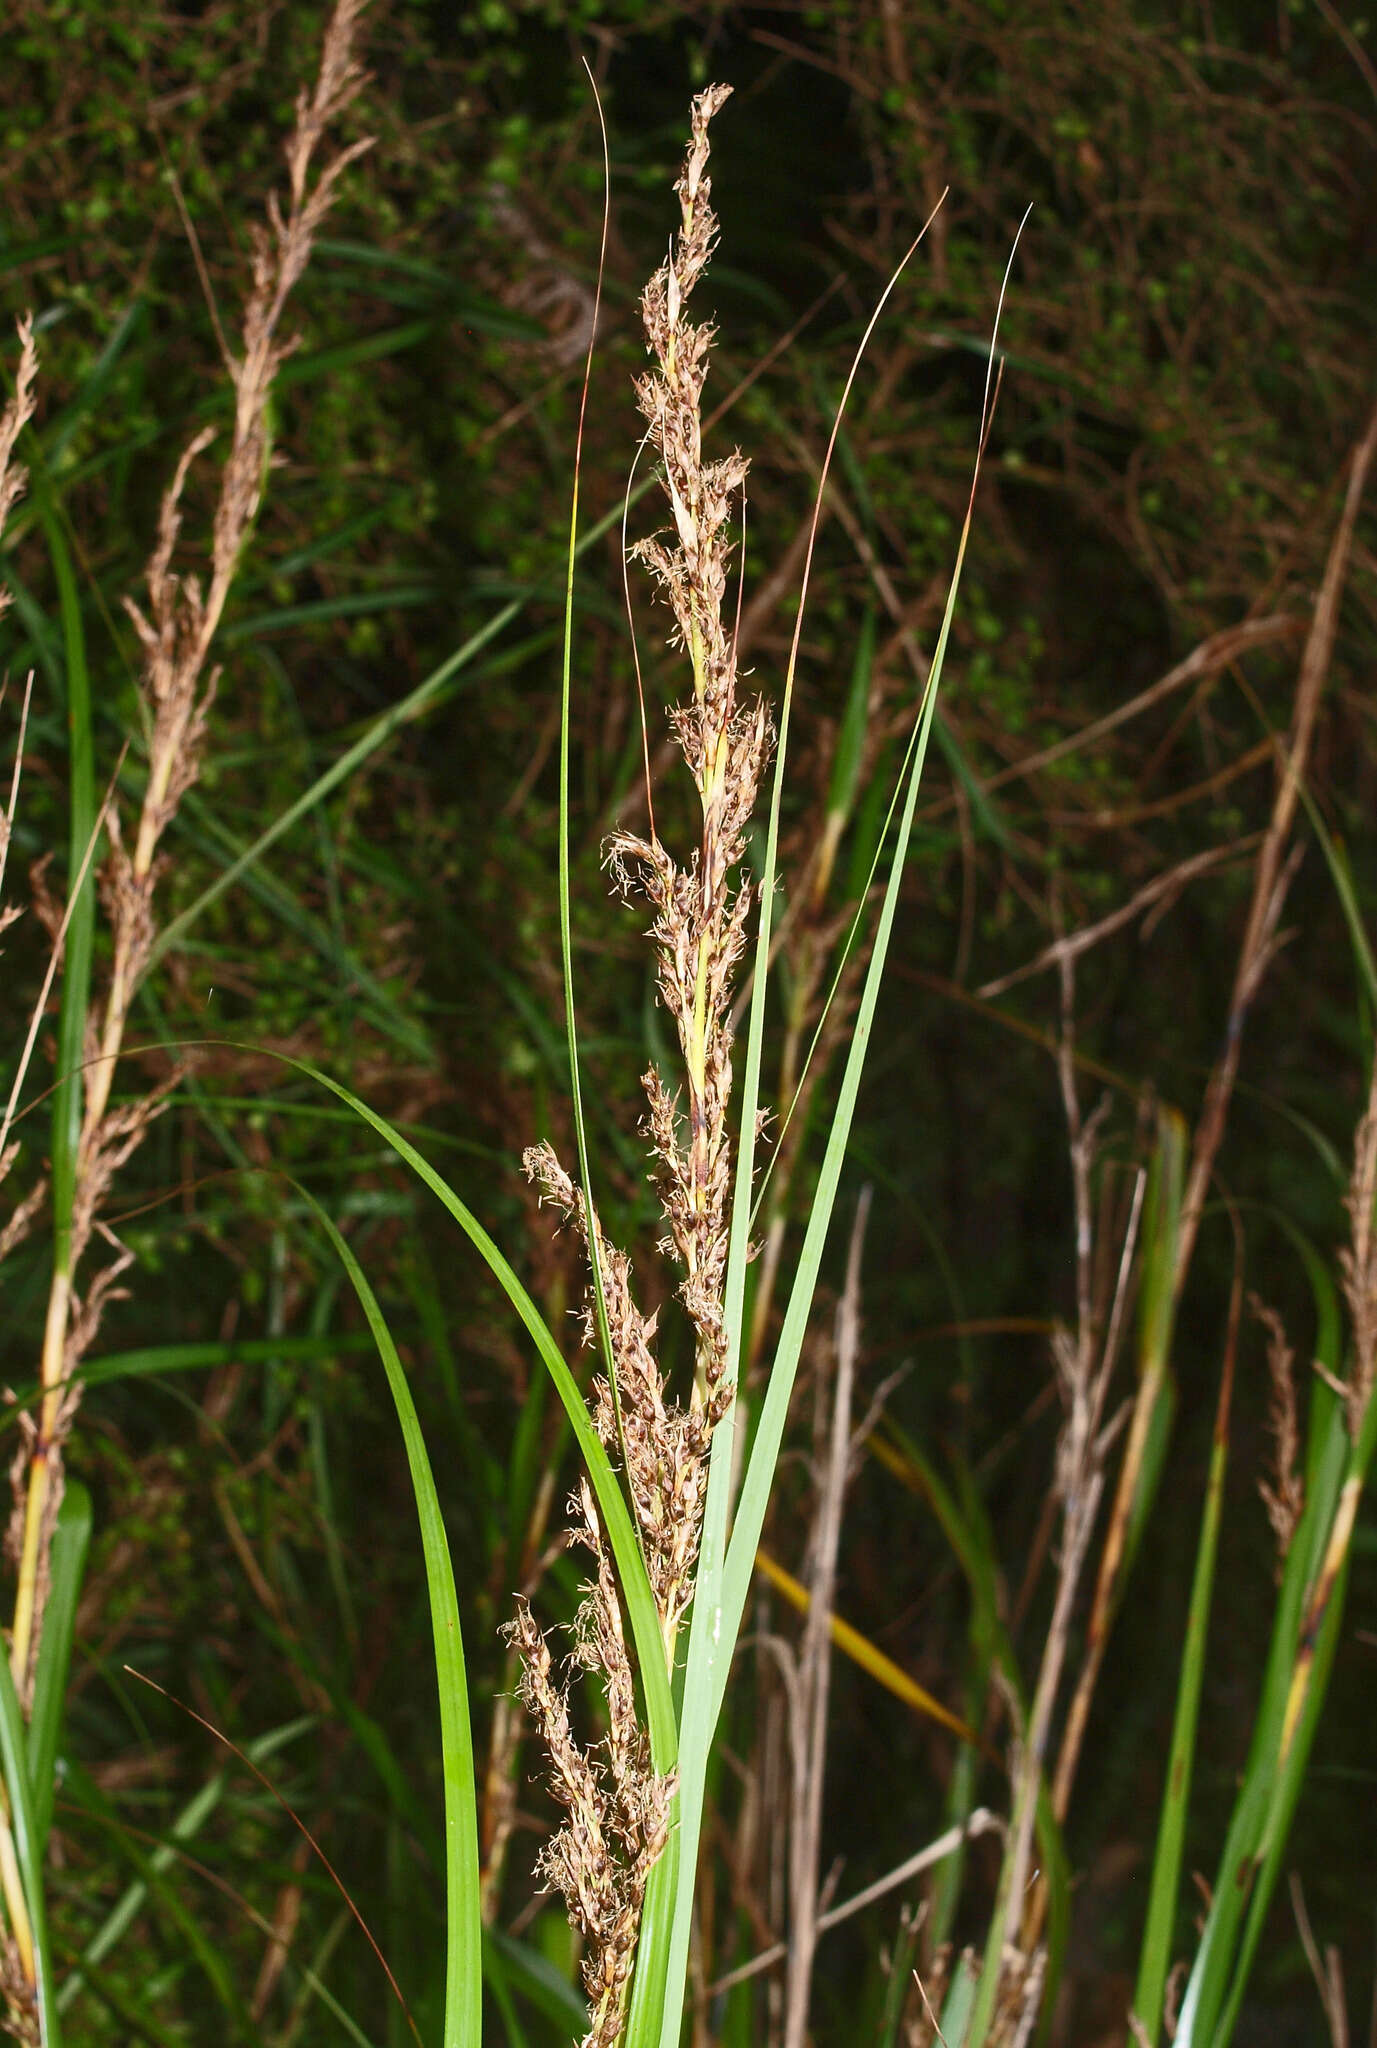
[[511, 89, 763, 2045]]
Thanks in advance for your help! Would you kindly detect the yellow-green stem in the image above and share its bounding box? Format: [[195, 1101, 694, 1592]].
[[10, 1268, 71, 1696], [0, 1805, 34, 1993], [1280, 1469, 1362, 1763]]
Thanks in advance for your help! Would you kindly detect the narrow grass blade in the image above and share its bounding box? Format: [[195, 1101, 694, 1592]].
[[72, 1968, 206, 2048], [275, 320, 440, 388], [280, 1950, 385, 2048], [939, 1957, 980, 2045], [1209, 1372, 1377, 2048], [41, 495, 95, 1265], [221, 584, 434, 644], [27, 1480, 91, 1849], [753, 1547, 986, 1749], [175, 788, 432, 1059], [0, 1652, 59, 2046], [1132, 1285, 1238, 2042], [877, 1907, 922, 2048], [1296, 778, 1377, 1011], [1174, 1296, 1357, 2045], [1038, 1111, 1184, 1895], [550, 60, 621, 1455], [483, 1927, 587, 2036], [715, 453, 977, 1721], [874, 1425, 1012, 1952], [1091, 1109, 1187, 1633], [149, 486, 654, 968], [825, 602, 877, 836], [507, 1362, 552, 1550], [298, 1187, 480, 2048], [932, 711, 1012, 851], [1034, 1780, 1072, 2040], [64, 1763, 259, 2034], [41, 301, 146, 467], [262, 1056, 684, 2031], [74, 1331, 381, 1392], [271, 1060, 675, 1775], [480, 1937, 530, 2048]]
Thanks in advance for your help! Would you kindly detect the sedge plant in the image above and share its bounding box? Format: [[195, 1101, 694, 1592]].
[[247, 71, 1008, 2048], [492, 85, 990, 2048]]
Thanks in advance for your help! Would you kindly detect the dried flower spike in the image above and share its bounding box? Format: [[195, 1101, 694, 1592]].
[[511, 85, 768, 2048], [611, 80, 770, 1414]]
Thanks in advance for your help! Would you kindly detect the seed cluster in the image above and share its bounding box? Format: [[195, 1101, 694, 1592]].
[[610, 80, 770, 1413], [509, 85, 769, 2047], [507, 1482, 671, 2046], [523, 1143, 711, 1651]]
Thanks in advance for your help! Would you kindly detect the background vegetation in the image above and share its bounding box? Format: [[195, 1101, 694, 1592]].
[[0, 0, 1374, 2041]]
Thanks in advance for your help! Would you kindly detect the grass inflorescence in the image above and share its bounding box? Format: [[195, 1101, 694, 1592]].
[[0, 20, 1373, 2048]]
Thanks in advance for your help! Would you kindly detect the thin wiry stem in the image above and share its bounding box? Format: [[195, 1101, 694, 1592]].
[[1173, 400, 1377, 1298], [783, 1187, 870, 2048], [0, 322, 46, 2038]]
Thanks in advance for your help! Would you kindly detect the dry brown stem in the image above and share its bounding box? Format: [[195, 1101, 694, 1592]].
[[994, 952, 1142, 2016], [918, 612, 1305, 826], [1174, 400, 1377, 1298], [1290, 1872, 1352, 2048], [783, 1189, 871, 2048], [975, 840, 1248, 1002], [706, 1810, 1002, 2003], [0, 314, 42, 2045], [985, 405, 1377, 1940]]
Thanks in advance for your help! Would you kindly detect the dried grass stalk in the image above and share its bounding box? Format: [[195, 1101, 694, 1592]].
[[1340, 1055, 1377, 1434], [7, 0, 373, 1705], [0, 314, 44, 2046], [0, 319, 37, 606]]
